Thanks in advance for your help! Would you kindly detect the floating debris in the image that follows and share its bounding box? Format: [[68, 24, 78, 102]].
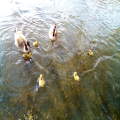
[[88, 49, 94, 56], [33, 40, 39, 47], [22, 52, 32, 61], [73, 72, 80, 81]]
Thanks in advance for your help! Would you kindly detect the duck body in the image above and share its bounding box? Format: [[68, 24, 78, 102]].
[[33, 40, 39, 47], [88, 49, 94, 56], [22, 52, 32, 61], [49, 24, 57, 42], [38, 74, 45, 87], [15, 31, 31, 53], [73, 72, 80, 81]]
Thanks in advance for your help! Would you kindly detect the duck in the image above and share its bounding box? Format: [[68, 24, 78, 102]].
[[14, 30, 31, 53], [88, 49, 94, 56], [22, 52, 32, 61], [49, 24, 57, 42], [38, 74, 46, 87], [73, 72, 80, 81], [33, 40, 39, 47]]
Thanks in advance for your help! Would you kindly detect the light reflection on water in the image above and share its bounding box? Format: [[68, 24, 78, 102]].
[[0, 0, 120, 119]]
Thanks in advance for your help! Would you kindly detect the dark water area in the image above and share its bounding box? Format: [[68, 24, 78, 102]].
[[0, 0, 120, 119]]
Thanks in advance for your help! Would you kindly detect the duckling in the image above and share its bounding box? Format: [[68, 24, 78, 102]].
[[38, 74, 45, 87], [22, 52, 32, 61], [88, 49, 94, 56], [49, 24, 57, 42], [73, 72, 80, 81], [33, 40, 39, 47], [15, 30, 31, 53], [25, 111, 33, 120]]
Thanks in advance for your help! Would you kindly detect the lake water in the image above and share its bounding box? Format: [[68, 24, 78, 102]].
[[0, 0, 120, 119]]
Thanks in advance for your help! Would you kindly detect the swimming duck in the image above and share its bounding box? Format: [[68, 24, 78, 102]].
[[73, 72, 80, 81], [15, 30, 31, 53], [49, 24, 57, 42], [88, 49, 94, 56], [33, 40, 39, 47], [22, 52, 32, 61], [38, 74, 45, 87]]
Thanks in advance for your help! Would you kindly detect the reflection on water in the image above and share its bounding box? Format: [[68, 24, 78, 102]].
[[0, 0, 120, 119]]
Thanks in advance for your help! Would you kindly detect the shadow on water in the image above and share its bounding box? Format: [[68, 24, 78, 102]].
[[0, 0, 120, 119]]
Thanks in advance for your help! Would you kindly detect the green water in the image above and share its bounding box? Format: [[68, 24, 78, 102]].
[[0, 0, 120, 119]]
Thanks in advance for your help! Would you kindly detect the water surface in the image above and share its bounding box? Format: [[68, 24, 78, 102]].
[[0, 0, 120, 119]]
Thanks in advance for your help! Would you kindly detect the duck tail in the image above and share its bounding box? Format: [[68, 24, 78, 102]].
[[53, 24, 56, 37], [25, 43, 28, 51], [27, 41, 30, 47], [23, 41, 28, 51]]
